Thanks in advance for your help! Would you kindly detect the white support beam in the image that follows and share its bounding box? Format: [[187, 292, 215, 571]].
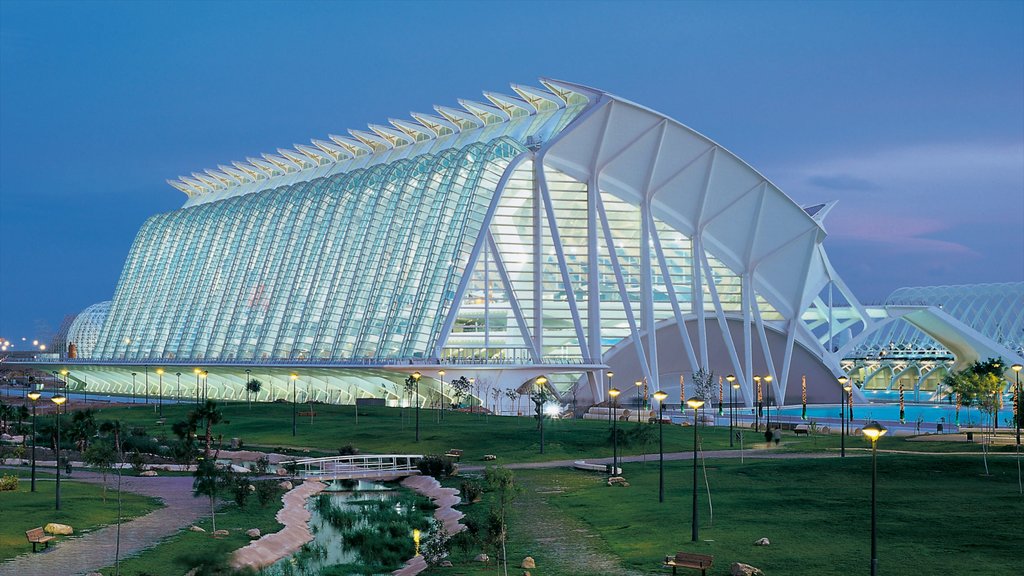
[[487, 232, 542, 363], [698, 249, 748, 404], [649, 213, 700, 372]]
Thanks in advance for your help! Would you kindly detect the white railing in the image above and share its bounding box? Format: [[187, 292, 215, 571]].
[[280, 454, 424, 480]]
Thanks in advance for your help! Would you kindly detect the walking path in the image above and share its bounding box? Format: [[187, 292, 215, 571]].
[[230, 480, 326, 571], [0, 472, 207, 576]]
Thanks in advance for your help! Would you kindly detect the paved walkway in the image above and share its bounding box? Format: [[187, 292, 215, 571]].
[[230, 480, 325, 571], [0, 471, 207, 576]]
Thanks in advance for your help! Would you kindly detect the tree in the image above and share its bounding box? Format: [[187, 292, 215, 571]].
[[193, 452, 229, 533], [189, 401, 225, 456], [83, 441, 117, 502], [504, 389, 519, 416], [246, 379, 262, 409], [483, 466, 519, 572], [99, 420, 126, 455], [69, 409, 98, 452], [942, 359, 1004, 426], [449, 376, 472, 410]]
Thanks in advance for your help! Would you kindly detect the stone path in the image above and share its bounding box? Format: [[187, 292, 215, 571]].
[[392, 475, 467, 576], [0, 472, 207, 576], [230, 480, 326, 571]]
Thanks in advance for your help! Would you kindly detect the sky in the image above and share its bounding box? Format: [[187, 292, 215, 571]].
[[1, 0, 1022, 342]]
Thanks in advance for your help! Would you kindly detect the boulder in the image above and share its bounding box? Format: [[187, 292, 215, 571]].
[[521, 556, 536, 569], [189, 525, 206, 532], [731, 562, 765, 576], [44, 523, 73, 535], [212, 529, 229, 537], [754, 537, 770, 546], [523, 572, 531, 576], [140, 470, 158, 477], [279, 480, 293, 490], [86, 573, 103, 576], [474, 553, 490, 562], [246, 528, 261, 539], [440, 560, 453, 567]]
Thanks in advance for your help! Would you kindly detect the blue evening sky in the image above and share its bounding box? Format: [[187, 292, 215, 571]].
[[1, 0, 1022, 341]]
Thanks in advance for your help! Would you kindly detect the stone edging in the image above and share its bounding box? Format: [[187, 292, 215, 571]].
[[391, 475, 467, 576], [229, 480, 326, 571]]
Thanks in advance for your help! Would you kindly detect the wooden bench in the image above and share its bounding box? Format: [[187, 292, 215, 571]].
[[444, 449, 463, 461], [663, 552, 713, 576], [298, 411, 317, 417], [26, 527, 55, 552], [794, 424, 810, 436]]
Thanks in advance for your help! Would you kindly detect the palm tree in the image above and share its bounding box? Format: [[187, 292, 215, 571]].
[[70, 409, 98, 452], [189, 400, 225, 456], [99, 420, 126, 455]]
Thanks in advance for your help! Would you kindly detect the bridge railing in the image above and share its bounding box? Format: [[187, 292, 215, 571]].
[[279, 454, 425, 480]]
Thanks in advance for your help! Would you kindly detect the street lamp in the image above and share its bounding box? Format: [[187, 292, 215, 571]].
[[176, 372, 181, 399], [653, 390, 668, 503], [608, 387, 621, 478], [60, 369, 70, 413], [838, 376, 849, 457], [862, 421, 888, 576], [290, 374, 299, 437], [726, 375, 737, 447], [52, 392, 67, 510], [535, 376, 549, 453], [412, 372, 422, 442], [606, 371, 614, 425], [634, 380, 643, 424], [194, 368, 201, 405], [1012, 364, 1022, 446], [156, 368, 164, 416], [754, 376, 762, 431], [28, 390, 41, 492], [201, 371, 209, 401], [764, 374, 774, 430], [686, 396, 705, 542], [131, 372, 137, 404], [438, 370, 446, 421], [245, 369, 252, 407]]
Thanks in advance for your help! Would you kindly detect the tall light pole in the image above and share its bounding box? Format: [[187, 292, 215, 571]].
[[726, 375, 736, 447], [201, 371, 209, 401], [1012, 364, 1022, 446], [606, 371, 614, 425], [764, 375, 774, 430], [131, 372, 137, 404], [862, 421, 888, 576], [145, 365, 150, 404], [686, 396, 705, 542], [536, 376, 549, 453], [194, 368, 201, 405], [438, 370, 446, 422], [290, 373, 299, 436], [52, 392, 67, 510], [176, 372, 181, 399], [634, 380, 643, 424], [653, 390, 668, 503], [245, 369, 252, 408], [838, 376, 849, 457], [156, 368, 164, 416], [609, 387, 620, 478], [28, 390, 41, 492], [413, 372, 422, 442], [754, 376, 762, 431], [60, 369, 69, 413]]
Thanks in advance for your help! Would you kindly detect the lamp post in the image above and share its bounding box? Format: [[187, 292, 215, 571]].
[[438, 370, 446, 422], [1013, 364, 1022, 446], [176, 372, 181, 399], [686, 396, 705, 542], [131, 372, 137, 404], [609, 387, 621, 478], [606, 371, 614, 425], [201, 371, 209, 401], [862, 421, 888, 576], [653, 390, 668, 503], [289, 373, 299, 436], [413, 372, 422, 442], [535, 376, 549, 453], [726, 375, 736, 447], [60, 369, 69, 413], [194, 368, 201, 405], [156, 368, 164, 416], [28, 390, 41, 492], [838, 376, 849, 457], [634, 380, 643, 424], [764, 375, 774, 430], [245, 369, 252, 407], [52, 392, 67, 510], [754, 376, 762, 431]]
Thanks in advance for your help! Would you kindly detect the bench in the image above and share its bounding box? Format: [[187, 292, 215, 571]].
[[26, 527, 55, 552], [663, 552, 714, 576], [298, 411, 317, 417], [794, 424, 810, 436], [444, 449, 463, 461]]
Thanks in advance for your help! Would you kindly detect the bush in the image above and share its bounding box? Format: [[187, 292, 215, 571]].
[[255, 480, 281, 507], [0, 473, 18, 491], [416, 455, 454, 479], [460, 480, 483, 503], [338, 444, 359, 456]]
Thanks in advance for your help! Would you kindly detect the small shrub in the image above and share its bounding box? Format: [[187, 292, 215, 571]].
[[338, 444, 359, 456], [255, 480, 280, 507], [0, 473, 18, 491], [251, 455, 270, 475], [460, 479, 483, 503], [416, 455, 454, 479], [128, 449, 147, 473]]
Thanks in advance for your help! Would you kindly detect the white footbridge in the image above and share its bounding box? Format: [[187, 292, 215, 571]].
[[280, 454, 424, 481]]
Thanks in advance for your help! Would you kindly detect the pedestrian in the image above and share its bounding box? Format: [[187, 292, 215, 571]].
[[772, 428, 781, 446]]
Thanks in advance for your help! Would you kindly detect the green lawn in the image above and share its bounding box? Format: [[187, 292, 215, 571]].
[[85, 402, 995, 465], [0, 468, 160, 562], [431, 454, 1023, 575], [96, 493, 285, 576]]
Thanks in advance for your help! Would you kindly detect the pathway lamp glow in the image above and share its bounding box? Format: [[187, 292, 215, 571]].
[[764, 374, 774, 429], [438, 370, 446, 421], [838, 376, 850, 457], [535, 376, 548, 453], [726, 375, 737, 447], [28, 390, 41, 492], [634, 380, 643, 423], [606, 371, 614, 425], [52, 392, 67, 510], [413, 528, 421, 556], [1013, 364, 1022, 446], [412, 372, 422, 442], [156, 368, 164, 416], [59, 369, 69, 413], [290, 373, 299, 437], [653, 390, 668, 502], [862, 421, 888, 576], [608, 387, 621, 477], [686, 396, 705, 542]]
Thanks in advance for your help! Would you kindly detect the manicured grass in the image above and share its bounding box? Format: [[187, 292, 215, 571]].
[[475, 454, 1021, 575], [89, 402, 1003, 465], [0, 468, 160, 562], [96, 494, 285, 576]]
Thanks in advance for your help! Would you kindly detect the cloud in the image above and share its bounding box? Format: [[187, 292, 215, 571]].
[[806, 174, 878, 191]]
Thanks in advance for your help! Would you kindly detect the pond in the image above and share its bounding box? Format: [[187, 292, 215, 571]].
[[259, 479, 434, 576]]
